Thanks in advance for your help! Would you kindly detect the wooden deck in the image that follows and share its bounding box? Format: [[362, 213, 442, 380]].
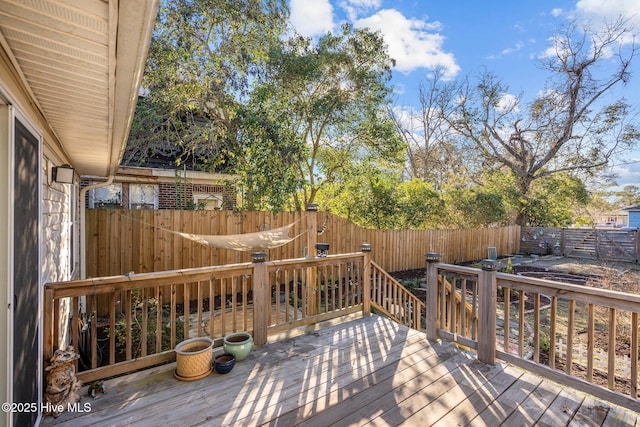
[[42, 315, 639, 427]]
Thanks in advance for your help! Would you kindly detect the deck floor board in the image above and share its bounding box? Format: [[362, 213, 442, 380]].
[[41, 315, 640, 427]]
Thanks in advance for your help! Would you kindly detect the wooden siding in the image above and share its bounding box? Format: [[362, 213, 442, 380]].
[[86, 209, 520, 276]]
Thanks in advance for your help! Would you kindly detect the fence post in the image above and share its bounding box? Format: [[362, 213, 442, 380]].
[[425, 253, 441, 341], [478, 259, 497, 365], [361, 244, 372, 316], [251, 252, 269, 346]]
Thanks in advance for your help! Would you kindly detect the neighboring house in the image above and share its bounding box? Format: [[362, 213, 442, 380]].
[[0, 2, 158, 426], [622, 205, 640, 228], [83, 166, 239, 210], [595, 211, 629, 228]]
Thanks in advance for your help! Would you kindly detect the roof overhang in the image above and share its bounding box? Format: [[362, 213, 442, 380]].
[[0, 0, 159, 176]]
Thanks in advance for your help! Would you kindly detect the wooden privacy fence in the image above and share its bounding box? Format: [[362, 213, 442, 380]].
[[521, 227, 640, 262], [86, 209, 520, 277]]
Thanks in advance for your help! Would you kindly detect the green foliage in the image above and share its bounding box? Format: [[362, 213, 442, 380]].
[[124, 0, 289, 170], [108, 294, 184, 359], [443, 187, 508, 228], [256, 24, 404, 209], [524, 174, 591, 227], [318, 172, 445, 229]]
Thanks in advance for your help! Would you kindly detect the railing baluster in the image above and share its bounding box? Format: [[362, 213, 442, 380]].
[[449, 276, 456, 334], [550, 296, 556, 369], [125, 289, 132, 360], [109, 293, 116, 364], [208, 279, 215, 338], [183, 283, 189, 340], [91, 294, 97, 369], [156, 286, 162, 353], [460, 279, 467, 337], [471, 279, 478, 340], [242, 274, 249, 331], [72, 296, 79, 369], [587, 303, 594, 383], [504, 287, 510, 353], [566, 299, 575, 376], [220, 278, 227, 335], [170, 284, 177, 349], [609, 307, 616, 390], [518, 290, 525, 358], [533, 292, 540, 363], [141, 289, 148, 356], [232, 276, 237, 331], [197, 282, 203, 337], [632, 312, 638, 398]]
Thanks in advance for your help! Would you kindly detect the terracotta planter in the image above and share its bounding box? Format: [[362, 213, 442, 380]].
[[223, 332, 253, 361], [174, 337, 214, 381]]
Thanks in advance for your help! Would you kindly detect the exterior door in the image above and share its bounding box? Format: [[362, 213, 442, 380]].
[[13, 117, 39, 427]]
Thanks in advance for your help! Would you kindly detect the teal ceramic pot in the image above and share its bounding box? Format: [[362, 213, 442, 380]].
[[223, 332, 253, 361]]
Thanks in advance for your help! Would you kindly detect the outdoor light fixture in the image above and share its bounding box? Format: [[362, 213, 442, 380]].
[[361, 243, 372, 252], [52, 164, 75, 184], [425, 252, 441, 263], [306, 203, 319, 212], [479, 259, 498, 271], [316, 243, 329, 257], [251, 252, 267, 263]]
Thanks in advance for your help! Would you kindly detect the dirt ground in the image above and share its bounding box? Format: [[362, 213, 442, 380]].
[[391, 255, 640, 295]]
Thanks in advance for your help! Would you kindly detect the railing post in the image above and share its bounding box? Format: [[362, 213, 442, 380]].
[[425, 252, 441, 341], [251, 252, 269, 346], [306, 204, 318, 315], [361, 244, 372, 316], [478, 259, 497, 365]]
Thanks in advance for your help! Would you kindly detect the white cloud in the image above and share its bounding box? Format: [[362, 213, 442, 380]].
[[290, 0, 335, 37], [551, 8, 564, 17], [354, 9, 460, 78], [576, 0, 640, 22], [496, 93, 521, 113], [611, 160, 640, 186], [339, 0, 382, 21], [501, 41, 525, 55]]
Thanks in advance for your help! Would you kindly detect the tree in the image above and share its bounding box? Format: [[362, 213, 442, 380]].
[[317, 171, 444, 229], [256, 24, 405, 209], [439, 17, 639, 225], [388, 69, 468, 188], [614, 184, 640, 207], [124, 0, 289, 169]]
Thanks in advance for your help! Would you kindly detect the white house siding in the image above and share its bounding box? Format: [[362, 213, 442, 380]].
[[1, 44, 76, 427], [42, 153, 77, 349]]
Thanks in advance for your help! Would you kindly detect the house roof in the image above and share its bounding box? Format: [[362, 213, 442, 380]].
[[622, 205, 640, 212], [0, 0, 159, 176]]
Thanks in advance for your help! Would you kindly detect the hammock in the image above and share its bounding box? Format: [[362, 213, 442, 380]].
[[172, 224, 303, 252]]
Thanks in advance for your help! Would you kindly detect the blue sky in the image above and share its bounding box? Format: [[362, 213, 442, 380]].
[[288, 0, 640, 187]]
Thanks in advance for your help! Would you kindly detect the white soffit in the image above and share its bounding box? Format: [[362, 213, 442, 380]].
[[0, 0, 158, 176]]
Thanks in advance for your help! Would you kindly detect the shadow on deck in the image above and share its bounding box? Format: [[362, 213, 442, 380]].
[[42, 315, 638, 427]]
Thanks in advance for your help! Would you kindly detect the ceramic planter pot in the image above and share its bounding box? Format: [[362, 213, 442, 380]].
[[174, 337, 214, 381], [223, 332, 253, 361], [214, 353, 236, 374]]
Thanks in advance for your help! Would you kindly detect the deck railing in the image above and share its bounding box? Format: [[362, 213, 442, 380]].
[[370, 261, 424, 330], [44, 252, 371, 384], [425, 255, 640, 412]]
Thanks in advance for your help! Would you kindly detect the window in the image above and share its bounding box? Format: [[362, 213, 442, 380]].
[[90, 183, 122, 208], [193, 192, 223, 210], [129, 184, 158, 209]]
